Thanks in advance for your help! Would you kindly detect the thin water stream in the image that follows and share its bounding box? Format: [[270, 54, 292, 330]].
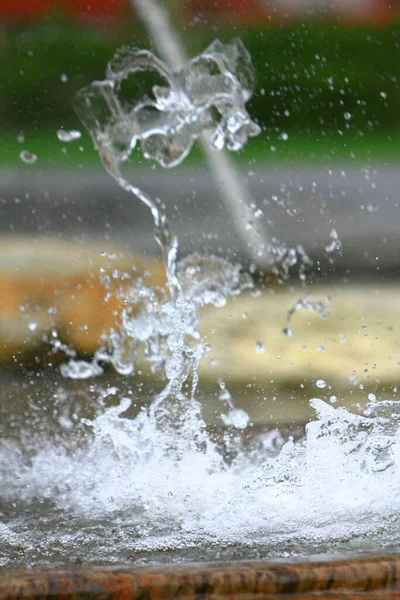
[[1, 40, 400, 571]]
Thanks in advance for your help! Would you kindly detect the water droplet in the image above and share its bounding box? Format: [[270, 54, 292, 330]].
[[19, 150, 37, 164], [380, 91, 388, 99], [344, 112, 352, 121], [282, 327, 293, 337], [325, 229, 342, 253], [368, 393, 377, 402], [28, 321, 37, 331], [255, 340, 265, 353], [280, 132, 289, 141], [221, 408, 249, 429], [16, 133, 25, 143], [329, 395, 338, 403], [218, 379, 232, 403], [60, 73, 68, 83], [60, 360, 103, 379], [57, 129, 82, 143], [316, 379, 326, 389]]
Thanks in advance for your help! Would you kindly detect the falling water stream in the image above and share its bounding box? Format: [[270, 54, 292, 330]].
[[1, 40, 400, 570]]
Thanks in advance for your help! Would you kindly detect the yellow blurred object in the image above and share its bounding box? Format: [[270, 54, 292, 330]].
[[0, 237, 166, 362]]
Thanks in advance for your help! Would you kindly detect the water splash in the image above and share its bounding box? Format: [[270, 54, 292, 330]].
[[62, 255, 252, 385], [67, 41, 257, 406], [3, 38, 391, 568], [74, 38, 260, 170], [270, 241, 313, 283], [73, 38, 260, 305], [217, 378, 250, 429], [3, 395, 400, 563]]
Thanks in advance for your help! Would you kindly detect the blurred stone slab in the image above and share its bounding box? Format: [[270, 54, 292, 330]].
[[0, 236, 165, 362], [1, 166, 400, 270], [198, 283, 400, 401]]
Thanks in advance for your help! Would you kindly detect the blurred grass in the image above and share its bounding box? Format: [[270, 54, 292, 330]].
[[1, 16, 400, 167]]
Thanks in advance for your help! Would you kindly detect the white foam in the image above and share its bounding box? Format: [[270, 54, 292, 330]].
[[3, 395, 400, 552]]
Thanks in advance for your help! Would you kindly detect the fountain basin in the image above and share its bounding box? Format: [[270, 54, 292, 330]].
[[1, 556, 400, 599]]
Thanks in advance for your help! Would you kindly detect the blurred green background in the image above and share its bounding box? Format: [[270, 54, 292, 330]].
[[1, 0, 400, 167]]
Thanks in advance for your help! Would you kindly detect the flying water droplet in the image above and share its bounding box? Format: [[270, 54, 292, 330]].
[[325, 229, 342, 254], [218, 378, 233, 405], [28, 321, 37, 332], [316, 379, 327, 389], [255, 340, 265, 353], [19, 150, 37, 164], [57, 129, 82, 143]]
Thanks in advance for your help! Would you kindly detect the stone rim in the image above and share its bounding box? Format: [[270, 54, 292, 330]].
[[1, 555, 400, 599]]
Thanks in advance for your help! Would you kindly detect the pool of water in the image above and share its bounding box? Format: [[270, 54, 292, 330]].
[[2, 367, 400, 571]]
